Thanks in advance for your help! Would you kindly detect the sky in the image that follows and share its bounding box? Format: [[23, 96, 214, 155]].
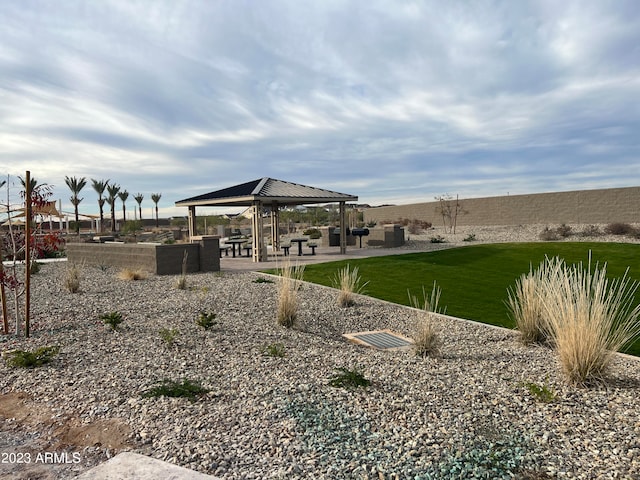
[[1, 0, 639, 219]]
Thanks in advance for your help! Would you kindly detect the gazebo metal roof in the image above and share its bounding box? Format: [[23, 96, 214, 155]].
[[175, 177, 358, 207]]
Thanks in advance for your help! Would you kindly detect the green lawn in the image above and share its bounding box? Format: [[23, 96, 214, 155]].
[[295, 242, 640, 356]]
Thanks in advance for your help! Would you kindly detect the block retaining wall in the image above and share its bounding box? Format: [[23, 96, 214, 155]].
[[364, 186, 640, 227], [66, 237, 220, 275]]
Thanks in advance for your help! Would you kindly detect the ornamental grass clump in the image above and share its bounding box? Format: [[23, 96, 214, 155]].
[[276, 261, 305, 328], [332, 264, 368, 307], [409, 281, 444, 357], [4, 346, 60, 368], [64, 264, 81, 293], [117, 268, 147, 281], [507, 256, 565, 345], [539, 257, 640, 385]]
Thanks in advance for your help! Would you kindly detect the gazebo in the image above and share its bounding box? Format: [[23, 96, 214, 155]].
[[175, 177, 358, 262]]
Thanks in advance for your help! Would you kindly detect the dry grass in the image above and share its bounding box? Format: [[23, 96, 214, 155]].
[[63, 264, 81, 293], [507, 256, 565, 345], [333, 264, 368, 307], [276, 261, 305, 328], [408, 282, 443, 357], [539, 257, 640, 385], [117, 268, 148, 281]]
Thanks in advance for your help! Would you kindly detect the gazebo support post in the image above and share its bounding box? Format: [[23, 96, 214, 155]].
[[270, 202, 280, 252], [188, 206, 197, 240], [339, 201, 347, 255], [251, 200, 265, 262]]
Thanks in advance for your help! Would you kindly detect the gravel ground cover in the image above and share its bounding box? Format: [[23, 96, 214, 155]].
[[1, 224, 639, 479]]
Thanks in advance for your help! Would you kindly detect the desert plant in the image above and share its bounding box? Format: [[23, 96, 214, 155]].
[[302, 228, 322, 239], [430, 235, 446, 243], [276, 261, 305, 328], [506, 257, 565, 345], [253, 277, 274, 284], [100, 311, 124, 331], [117, 268, 147, 281], [538, 226, 559, 241], [332, 264, 368, 307], [463, 233, 477, 242], [520, 380, 556, 403], [64, 264, 81, 293], [409, 282, 443, 357], [141, 378, 208, 401], [328, 366, 371, 389], [555, 224, 573, 238], [604, 222, 635, 235], [159, 327, 180, 346], [580, 224, 603, 237], [175, 251, 188, 290], [539, 257, 640, 384], [4, 345, 60, 368], [196, 311, 217, 330], [261, 342, 286, 357]]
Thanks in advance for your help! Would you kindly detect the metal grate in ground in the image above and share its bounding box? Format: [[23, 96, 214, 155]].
[[343, 329, 413, 351]]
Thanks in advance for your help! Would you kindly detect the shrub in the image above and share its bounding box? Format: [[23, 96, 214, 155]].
[[604, 222, 635, 235], [506, 257, 565, 345], [430, 235, 446, 243], [520, 380, 556, 403], [539, 257, 640, 385], [302, 228, 322, 239], [556, 224, 573, 238], [159, 328, 180, 346], [276, 262, 305, 328], [261, 342, 286, 357], [253, 277, 274, 284], [141, 378, 208, 401], [328, 366, 371, 389], [64, 264, 81, 293], [580, 225, 602, 237], [196, 311, 217, 330], [463, 233, 477, 242], [117, 268, 147, 281], [332, 264, 368, 307], [176, 251, 188, 290], [100, 311, 124, 331], [4, 346, 60, 368], [538, 227, 559, 241], [408, 282, 443, 357]]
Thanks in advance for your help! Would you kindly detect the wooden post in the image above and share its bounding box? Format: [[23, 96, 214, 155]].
[[339, 201, 347, 255], [188, 206, 197, 240], [24, 171, 31, 338], [251, 200, 264, 262], [270, 202, 280, 252]]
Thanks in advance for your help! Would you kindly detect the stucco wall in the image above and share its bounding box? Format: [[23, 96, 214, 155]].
[[364, 186, 640, 227]]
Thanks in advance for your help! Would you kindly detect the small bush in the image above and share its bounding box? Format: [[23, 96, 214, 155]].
[[580, 225, 602, 237], [430, 235, 446, 243], [409, 282, 443, 357], [276, 262, 305, 328], [30, 261, 42, 274], [538, 226, 559, 241], [64, 264, 81, 293], [605, 222, 635, 235], [506, 256, 564, 345], [253, 277, 274, 284], [261, 342, 286, 357], [539, 257, 640, 385], [556, 224, 573, 238], [302, 228, 322, 239], [520, 380, 556, 403], [100, 311, 124, 331], [4, 346, 60, 368], [196, 311, 217, 330], [332, 264, 368, 307], [117, 268, 147, 281], [141, 378, 208, 401], [328, 366, 371, 389], [159, 328, 180, 346], [463, 233, 476, 242]]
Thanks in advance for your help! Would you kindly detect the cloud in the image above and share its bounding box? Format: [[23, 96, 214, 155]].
[[0, 0, 639, 218]]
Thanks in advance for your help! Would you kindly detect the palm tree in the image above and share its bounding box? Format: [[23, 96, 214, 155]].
[[91, 179, 109, 233], [151, 193, 162, 228], [117, 190, 129, 223], [134, 193, 144, 221], [65, 176, 87, 235], [106, 183, 120, 233]]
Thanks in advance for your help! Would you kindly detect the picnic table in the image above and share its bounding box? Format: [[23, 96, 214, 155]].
[[290, 238, 308, 256], [225, 238, 248, 258]]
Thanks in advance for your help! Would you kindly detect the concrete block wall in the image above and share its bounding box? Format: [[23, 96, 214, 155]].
[[66, 238, 220, 275], [364, 186, 640, 227]]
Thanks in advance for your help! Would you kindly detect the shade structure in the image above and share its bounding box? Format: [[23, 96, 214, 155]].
[[175, 177, 358, 262]]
